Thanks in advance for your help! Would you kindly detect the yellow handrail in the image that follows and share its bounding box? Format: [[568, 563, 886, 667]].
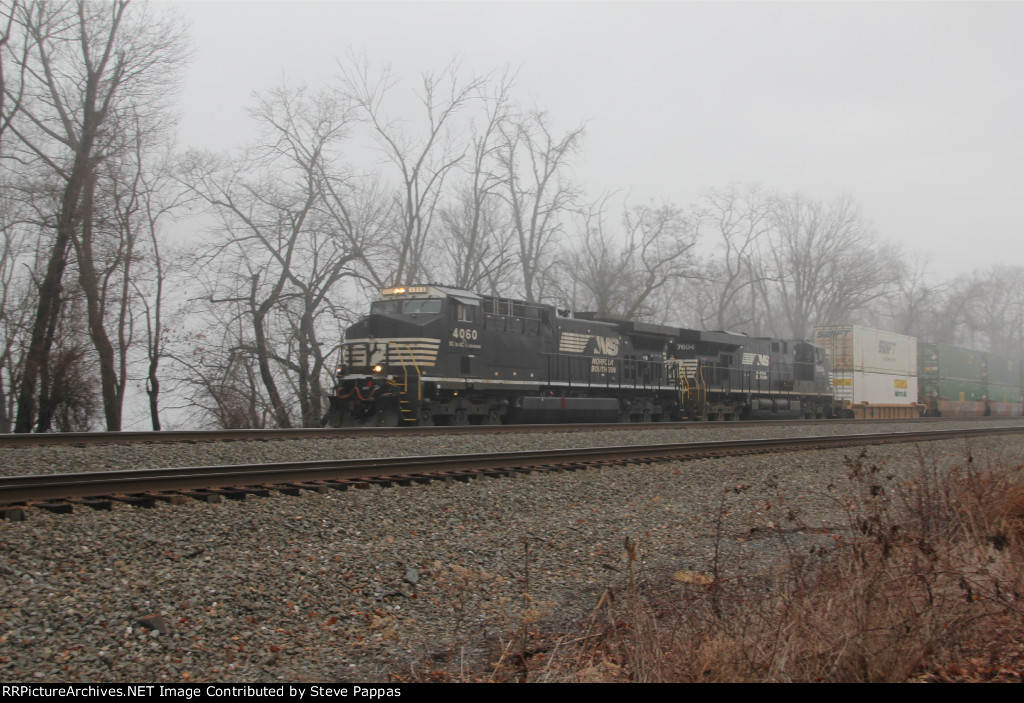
[[392, 343, 423, 403]]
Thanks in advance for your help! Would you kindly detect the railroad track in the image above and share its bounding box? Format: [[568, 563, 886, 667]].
[[3, 425, 1021, 519], [0, 415, 999, 448]]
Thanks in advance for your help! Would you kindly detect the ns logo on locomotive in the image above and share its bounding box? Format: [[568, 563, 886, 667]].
[[322, 285, 834, 427]]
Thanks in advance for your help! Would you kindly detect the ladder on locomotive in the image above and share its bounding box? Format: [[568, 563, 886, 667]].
[[675, 359, 706, 420], [390, 343, 423, 424]]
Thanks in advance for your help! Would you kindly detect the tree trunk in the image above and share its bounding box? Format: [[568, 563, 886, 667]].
[[16, 204, 76, 432], [74, 170, 122, 431], [251, 283, 291, 429]]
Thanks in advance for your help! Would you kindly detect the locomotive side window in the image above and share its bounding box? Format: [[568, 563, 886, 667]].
[[457, 303, 474, 322], [481, 296, 540, 319]]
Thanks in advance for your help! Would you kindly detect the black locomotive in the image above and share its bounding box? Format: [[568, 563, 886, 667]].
[[322, 285, 833, 426]]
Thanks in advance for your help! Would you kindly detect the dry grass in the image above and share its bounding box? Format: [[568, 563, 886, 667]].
[[404, 445, 1024, 682], [519, 447, 1024, 683]]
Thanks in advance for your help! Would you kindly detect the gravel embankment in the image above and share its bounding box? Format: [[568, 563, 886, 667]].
[[2, 422, 1023, 682]]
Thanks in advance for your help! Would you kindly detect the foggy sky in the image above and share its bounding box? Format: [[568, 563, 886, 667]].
[[172, 0, 1024, 278]]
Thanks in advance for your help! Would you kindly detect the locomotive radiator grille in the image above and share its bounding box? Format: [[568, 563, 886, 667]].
[[559, 332, 594, 353], [558, 331, 620, 356], [345, 338, 441, 369], [679, 359, 700, 379]]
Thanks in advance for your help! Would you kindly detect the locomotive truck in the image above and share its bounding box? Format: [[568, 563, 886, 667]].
[[322, 285, 833, 426]]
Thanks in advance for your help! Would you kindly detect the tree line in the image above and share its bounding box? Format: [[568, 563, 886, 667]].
[[2, 1, 1020, 432]]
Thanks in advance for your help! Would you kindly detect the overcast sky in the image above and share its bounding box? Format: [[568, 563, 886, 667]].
[[171, 0, 1024, 279]]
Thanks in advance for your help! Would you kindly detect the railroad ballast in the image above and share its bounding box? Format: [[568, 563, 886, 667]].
[[322, 285, 833, 426]]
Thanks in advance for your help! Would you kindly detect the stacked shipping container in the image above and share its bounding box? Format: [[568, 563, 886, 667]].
[[812, 325, 921, 418], [918, 343, 1022, 416], [985, 352, 1022, 415]]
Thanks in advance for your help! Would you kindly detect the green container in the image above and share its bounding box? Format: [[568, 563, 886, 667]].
[[920, 379, 987, 402], [918, 343, 985, 383], [986, 383, 1022, 404], [985, 353, 1021, 387]]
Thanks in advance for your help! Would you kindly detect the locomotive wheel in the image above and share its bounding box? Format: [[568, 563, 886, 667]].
[[453, 409, 469, 426], [481, 409, 500, 425], [418, 409, 434, 426]]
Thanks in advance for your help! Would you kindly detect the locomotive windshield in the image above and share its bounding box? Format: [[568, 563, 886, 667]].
[[403, 299, 443, 315], [370, 300, 399, 315], [370, 299, 443, 316]]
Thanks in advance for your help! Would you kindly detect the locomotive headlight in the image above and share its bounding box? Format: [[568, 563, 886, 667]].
[[372, 364, 384, 374]]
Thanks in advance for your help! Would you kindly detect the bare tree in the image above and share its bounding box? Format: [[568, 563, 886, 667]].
[[436, 71, 517, 294], [169, 296, 272, 430], [182, 82, 374, 427], [131, 166, 178, 431], [766, 193, 895, 339], [94, 125, 187, 431], [0, 0, 23, 152], [0, 178, 33, 431], [319, 171, 395, 293], [693, 184, 777, 331], [42, 293, 99, 431], [183, 150, 304, 429], [955, 265, 1024, 357], [339, 57, 483, 286], [868, 251, 947, 339], [4, 0, 188, 431], [0, 182, 103, 431], [568, 198, 698, 320], [439, 187, 515, 294], [497, 110, 583, 302]]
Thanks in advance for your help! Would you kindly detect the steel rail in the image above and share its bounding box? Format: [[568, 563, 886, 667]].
[[0, 416, 992, 448], [2, 426, 1021, 505]]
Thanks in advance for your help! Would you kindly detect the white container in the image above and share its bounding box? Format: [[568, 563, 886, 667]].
[[813, 325, 917, 376], [831, 370, 919, 406]]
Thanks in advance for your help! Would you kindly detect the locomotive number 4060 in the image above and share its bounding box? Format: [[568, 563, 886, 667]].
[[453, 328, 478, 341]]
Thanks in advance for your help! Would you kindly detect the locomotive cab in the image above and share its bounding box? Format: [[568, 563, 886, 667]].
[[324, 285, 484, 426]]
